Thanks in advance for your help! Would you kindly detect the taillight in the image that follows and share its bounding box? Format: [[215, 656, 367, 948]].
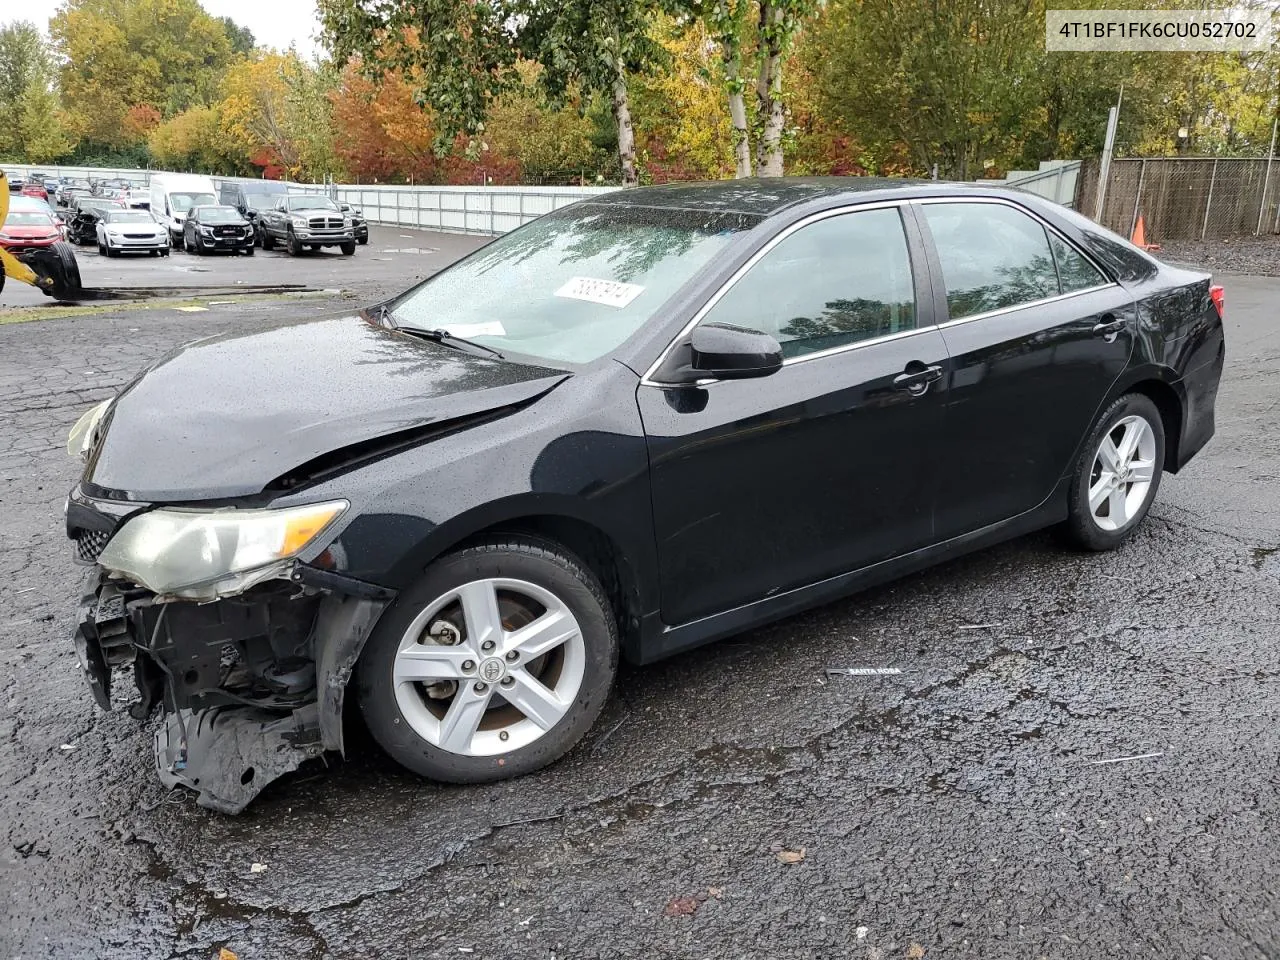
[[1209, 284, 1225, 320]]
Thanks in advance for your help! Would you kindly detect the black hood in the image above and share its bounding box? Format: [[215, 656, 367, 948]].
[[85, 315, 568, 501]]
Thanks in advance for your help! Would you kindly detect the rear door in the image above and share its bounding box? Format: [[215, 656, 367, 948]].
[[915, 198, 1135, 540], [639, 204, 950, 626]]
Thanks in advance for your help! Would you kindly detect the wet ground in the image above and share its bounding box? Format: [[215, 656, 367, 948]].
[[2, 239, 1278, 959]]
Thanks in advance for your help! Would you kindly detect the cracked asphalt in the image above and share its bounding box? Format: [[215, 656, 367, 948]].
[[2, 232, 1278, 960]]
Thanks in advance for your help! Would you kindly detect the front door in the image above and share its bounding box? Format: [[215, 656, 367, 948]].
[[638, 205, 950, 627], [915, 199, 1135, 540]]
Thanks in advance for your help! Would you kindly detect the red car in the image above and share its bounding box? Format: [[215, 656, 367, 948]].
[[20, 182, 48, 202], [0, 206, 62, 254]]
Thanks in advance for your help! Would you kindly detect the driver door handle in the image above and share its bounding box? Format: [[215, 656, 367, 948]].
[[1092, 317, 1126, 342], [893, 363, 944, 396]]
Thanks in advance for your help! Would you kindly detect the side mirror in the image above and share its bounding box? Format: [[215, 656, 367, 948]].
[[690, 322, 783, 380]]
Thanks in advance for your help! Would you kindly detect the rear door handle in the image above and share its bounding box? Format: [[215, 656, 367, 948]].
[[893, 363, 944, 396], [1092, 317, 1126, 342]]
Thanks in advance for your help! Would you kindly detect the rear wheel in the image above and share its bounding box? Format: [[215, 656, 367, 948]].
[[1062, 393, 1165, 551], [358, 538, 618, 783]]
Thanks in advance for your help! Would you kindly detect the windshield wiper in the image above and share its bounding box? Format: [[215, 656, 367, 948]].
[[399, 326, 505, 360]]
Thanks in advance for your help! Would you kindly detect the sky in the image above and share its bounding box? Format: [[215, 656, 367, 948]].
[[0, 0, 323, 61]]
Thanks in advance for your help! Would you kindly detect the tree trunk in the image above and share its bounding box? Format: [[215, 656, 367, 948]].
[[723, 42, 752, 177], [612, 61, 638, 186], [754, 0, 786, 177]]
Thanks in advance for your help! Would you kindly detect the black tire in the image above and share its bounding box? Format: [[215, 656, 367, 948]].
[[1061, 393, 1165, 551], [243, 245, 255, 256], [357, 236, 368, 245], [340, 241, 355, 256], [161, 248, 169, 257], [149, 249, 159, 257], [97, 241, 105, 256], [262, 229, 276, 251], [357, 537, 619, 783], [287, 231, 302, 256]]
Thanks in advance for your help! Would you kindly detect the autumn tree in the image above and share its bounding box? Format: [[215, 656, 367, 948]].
[[149, 104, 240, 173], [50, 0, 237, 148]]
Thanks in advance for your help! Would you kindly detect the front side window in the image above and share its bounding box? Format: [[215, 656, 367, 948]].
[[389, 203, 761, 365], [921, 202, 1060, 320], [695, 207, 917, 359]]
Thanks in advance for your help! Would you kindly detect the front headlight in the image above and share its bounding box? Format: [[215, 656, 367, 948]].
[[290, 216, 308, 228], [67, 399, 111, 459], [98, 500, 348, 597], [343, 217, 353, 227]]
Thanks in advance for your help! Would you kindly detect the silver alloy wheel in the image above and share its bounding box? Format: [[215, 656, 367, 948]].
[[392, 577, 587, 757], [1088, 413, 1157, 532]]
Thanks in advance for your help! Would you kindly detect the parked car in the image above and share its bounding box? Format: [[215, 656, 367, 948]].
[[96, 208, 169, 257], [0, 199, 62, 254], [124, 188, 150, 210], [92, 178, 131, 197], [181, 204, 254, 255], [258, 194, 356, 255], [20, 181, 48, 202], [63, 180, 1225, 813], [340, 202, 369, 244], [67, 197, 124, 245], [57, 179, 92, 206], [214, 178, 290, 243], [149, 173, 217, 244]]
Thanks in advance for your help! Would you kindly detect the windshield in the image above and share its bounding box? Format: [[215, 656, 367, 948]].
[[196, 207, 242, 223], [4, 212, 54, 226], [244, 186, 287, 201], [287, 196, 339, 212], [108, 211, 155, 224], [170, 191, 216, 213], [389, 203, 761, 365]]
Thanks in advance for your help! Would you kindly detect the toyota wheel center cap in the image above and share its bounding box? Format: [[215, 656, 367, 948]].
[[479, 658, 507, 683]]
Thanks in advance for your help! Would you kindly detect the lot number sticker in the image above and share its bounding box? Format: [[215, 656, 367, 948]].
[[554, 276, 645, 308]]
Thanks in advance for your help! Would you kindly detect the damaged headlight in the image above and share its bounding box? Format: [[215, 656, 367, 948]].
[[98, 500, 348, 598], [67, 399, 112, 459]]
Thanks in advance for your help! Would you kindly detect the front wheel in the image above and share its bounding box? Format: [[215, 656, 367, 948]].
[[340, 241, 355, 256], [357, 538, 619, 783], [287, 231, 302, 256], [1061, 393, 1165, 551], [357, 236, 368, 245], [262, 229, 276, 251], [243, 245, 255, 256]]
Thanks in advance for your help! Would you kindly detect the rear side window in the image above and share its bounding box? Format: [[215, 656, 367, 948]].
[[1049, 233, 1107, 293], [698, 207, 917, 359], [921, 202, 1060, 320]]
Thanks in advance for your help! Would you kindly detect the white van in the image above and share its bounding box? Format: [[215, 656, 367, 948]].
[[149, 174, 218, 244]]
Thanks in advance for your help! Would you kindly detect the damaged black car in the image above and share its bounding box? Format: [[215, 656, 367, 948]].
[[66, 179, 1223, 812]]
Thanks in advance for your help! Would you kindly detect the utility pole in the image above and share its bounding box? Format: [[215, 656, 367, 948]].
[[1257, 115, 1278, 236], [1094, 85, 1124, 223]]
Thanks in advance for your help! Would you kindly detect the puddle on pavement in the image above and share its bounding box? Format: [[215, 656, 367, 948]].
[[1250, 545, 1279, 568], [55, 284, 314, 303], [380, 247, 438, 255]]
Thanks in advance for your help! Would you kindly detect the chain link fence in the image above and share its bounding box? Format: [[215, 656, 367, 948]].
[[1077, 157, 1280, 242]]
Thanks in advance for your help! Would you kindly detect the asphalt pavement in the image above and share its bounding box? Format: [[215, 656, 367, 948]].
[[2, 231, 1278, 960]]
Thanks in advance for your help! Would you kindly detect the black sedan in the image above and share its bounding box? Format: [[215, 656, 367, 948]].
[[64, 179, 1224, 812], [182, 204, 255, 255]]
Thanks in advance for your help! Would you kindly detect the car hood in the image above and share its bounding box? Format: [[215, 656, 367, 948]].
[[2, 225, 57, 239], [85, 315, 570, 501]]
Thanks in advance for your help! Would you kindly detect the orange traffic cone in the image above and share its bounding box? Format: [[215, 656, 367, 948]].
[[1131, 214, 1161, 252]]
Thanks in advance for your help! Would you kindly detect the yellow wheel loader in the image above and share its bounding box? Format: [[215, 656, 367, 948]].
[[0, 170, 83, 300]]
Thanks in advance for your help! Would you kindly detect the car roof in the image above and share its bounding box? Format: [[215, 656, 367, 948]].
[[6, 197, 54, 214], [582, 176, 1042, 217]]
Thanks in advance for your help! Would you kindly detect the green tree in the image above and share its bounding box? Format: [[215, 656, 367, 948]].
[[0, 21, 70, 162], [220, 17, 257, 57], [50, 0, 235, 146]]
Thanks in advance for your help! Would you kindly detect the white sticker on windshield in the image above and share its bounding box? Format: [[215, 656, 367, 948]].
[[437, 321, 506, 337], [554, 276, 644, 308]]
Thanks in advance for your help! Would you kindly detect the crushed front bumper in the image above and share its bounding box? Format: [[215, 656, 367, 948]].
[[69, 493, 394, 813]]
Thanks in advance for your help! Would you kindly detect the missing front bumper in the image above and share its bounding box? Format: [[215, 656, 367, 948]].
[[73, 568, 392, 812]]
